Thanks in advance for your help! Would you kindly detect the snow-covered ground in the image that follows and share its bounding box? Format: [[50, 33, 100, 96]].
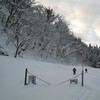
[[0, 55, 100, 100]]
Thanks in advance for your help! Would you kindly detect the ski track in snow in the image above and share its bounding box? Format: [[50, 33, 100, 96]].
[[72, 87, 100, 100], [27, 85, 100, 100]]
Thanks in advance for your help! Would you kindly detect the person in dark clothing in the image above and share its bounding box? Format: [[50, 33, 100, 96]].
[[73, 68, 77, 75], [85, 68, 88, 73]]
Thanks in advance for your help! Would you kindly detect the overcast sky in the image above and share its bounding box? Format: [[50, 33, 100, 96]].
[[37, 0, 100, 46]]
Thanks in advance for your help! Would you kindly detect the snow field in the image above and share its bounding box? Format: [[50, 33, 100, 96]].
[[0, 56, 100, 100]]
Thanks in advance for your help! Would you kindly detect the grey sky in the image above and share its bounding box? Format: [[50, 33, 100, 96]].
[[37, 0, 100, 46]]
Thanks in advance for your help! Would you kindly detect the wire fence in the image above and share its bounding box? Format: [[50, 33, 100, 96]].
[[59, 73, 82, 84], [27, 69, 82, 86], [27, 71, 51, 85]]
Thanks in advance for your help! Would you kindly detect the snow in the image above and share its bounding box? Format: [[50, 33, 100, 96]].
[[0, 55, 100, 100]]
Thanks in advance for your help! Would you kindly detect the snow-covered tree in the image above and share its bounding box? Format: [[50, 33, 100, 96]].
[[0, 0, 36, 58], [1, 0, 96, 66]]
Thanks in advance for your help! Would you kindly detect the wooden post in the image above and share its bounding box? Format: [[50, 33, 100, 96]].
[[81, 65, 84, 87], [24, 68, 28, 85]]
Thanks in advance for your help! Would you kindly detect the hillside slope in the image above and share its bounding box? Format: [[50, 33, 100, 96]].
[[0, 56, 100, 100]]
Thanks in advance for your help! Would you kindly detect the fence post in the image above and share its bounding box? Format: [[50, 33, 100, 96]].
[[24, 68, 28, 85], [81, 65, 84, 87]]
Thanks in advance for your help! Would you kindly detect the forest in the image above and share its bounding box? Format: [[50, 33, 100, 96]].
[[0, 0, 100, 68]]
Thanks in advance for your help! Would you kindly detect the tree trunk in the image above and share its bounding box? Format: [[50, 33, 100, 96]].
[[14, 48, 19, 58]]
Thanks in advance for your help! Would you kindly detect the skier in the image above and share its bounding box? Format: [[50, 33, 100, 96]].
[[73, 68, 77, 75], [85, 68, 88, 73]]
